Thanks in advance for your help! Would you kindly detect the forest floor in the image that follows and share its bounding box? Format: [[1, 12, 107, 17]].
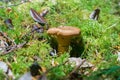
[[0, 0, 120, 80]]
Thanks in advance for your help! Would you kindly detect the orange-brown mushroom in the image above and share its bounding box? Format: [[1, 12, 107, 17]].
[[47, 26, 81, 55]]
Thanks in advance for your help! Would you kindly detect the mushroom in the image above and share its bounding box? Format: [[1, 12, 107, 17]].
[[47, 26, 81, 55]]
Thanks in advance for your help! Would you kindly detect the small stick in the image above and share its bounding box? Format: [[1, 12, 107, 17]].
[[0, 1, 30, 8], [1, 42, 26, 55], [70, 59, 86, 74], [66, 59, 86, 78], [0, 32, 16, 45], [103, 22, 118, 32]]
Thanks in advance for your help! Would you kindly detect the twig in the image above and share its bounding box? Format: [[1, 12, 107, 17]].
[[66, 59, 86, 79], [106, 23, 117, 30], [40, 59, 85, 80], [0, 32, 16, 45], [0, 31, 26, 55], [70, 59, 86, 75], [1, 42, 26, 55], [103, 22, 118, 32], [36, 60, 69, 80], [0, 1, 30, 8]]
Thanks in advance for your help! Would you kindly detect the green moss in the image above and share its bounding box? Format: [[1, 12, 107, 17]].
[[0, 0, 120, 79]]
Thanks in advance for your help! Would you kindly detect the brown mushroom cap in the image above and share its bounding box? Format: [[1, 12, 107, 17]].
[[47, 26, 80, 37]]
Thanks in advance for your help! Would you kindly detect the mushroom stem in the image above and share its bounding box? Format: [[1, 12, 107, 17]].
[[47, 26, 81, 56], [57, 36, 71, 54]]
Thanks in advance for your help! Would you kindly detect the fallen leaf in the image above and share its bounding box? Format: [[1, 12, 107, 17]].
[[40, 8, 49, 17], [49, 49, 57, 56], [0, 61, 14, 79], [19, 72, 32, 80], [32, 24, 44, 33], [39, 74, 47, 80], [69, 57, 94, 68], [30, 8, 46, 26], [89, 8, 100, 20], [19, 62, 47, 80], [0, 40, 9, 53], [4, 19, 14, 29]]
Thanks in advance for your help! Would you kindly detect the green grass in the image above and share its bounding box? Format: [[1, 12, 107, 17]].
[[0, 0, 120, 79]]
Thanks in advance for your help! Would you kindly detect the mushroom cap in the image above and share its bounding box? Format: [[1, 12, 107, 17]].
[[47, 26, 80, 37]]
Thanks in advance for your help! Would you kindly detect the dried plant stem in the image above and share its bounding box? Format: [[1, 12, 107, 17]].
[[1, 42, 26, 55], [0, 32, 16, 45], [66, 59, 86, 79], [0, 1, 30, 8], [103, 22, 118, 32]]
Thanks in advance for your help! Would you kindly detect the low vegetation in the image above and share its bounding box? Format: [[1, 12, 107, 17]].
[[0, 0, 120, 80]]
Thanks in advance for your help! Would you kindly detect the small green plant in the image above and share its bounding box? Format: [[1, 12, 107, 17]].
[[86, 66, 120, 80], [0, 69, 6, 80]]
